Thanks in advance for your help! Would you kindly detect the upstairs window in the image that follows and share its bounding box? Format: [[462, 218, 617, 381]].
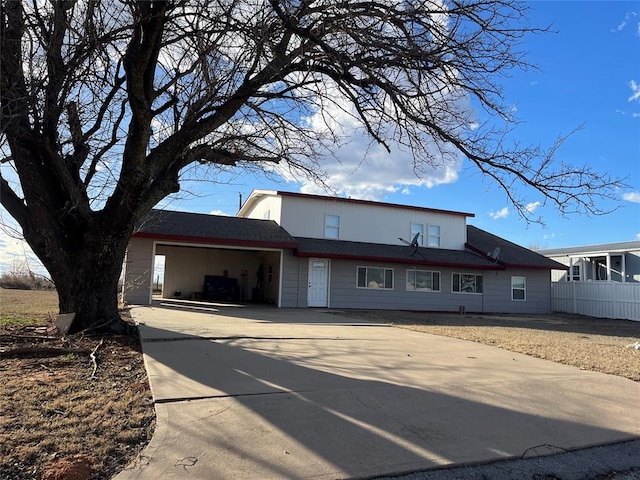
[[511, 276, 526, 300], [357, 267, 394, 289], [410, 223, 424, 246], [427, 225, 441, 247], [452, 273, 483, 294], [325, 214, 340, 239], [407, 270, 440, 292]]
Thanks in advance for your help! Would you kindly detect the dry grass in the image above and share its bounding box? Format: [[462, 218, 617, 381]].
[[0, 288, 154, 480], [339, 310, 640, 382], [0, 288, 59, 326]]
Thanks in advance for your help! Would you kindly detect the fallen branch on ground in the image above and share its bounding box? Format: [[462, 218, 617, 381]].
[[90, 339, 104, 379]]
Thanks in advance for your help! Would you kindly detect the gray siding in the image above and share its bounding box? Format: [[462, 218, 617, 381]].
[[326, 260, 484, 312], [280, 250, 305, 307], [278, 257, 553, 313], [122, 237, 154, 305], [482, 269, 553, 314]]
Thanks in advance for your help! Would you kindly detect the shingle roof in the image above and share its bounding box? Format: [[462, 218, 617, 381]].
[[133, 209, 297, 248], [132, 210, 563, 271], [536, 241, 640, 256], [466, 225, 566, 270], [294, 237, 501, 269]]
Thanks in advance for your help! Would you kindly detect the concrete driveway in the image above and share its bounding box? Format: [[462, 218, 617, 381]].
[[115, 300, 640, 480]]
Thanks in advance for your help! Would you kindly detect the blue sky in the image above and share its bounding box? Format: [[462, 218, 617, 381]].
[[1, 1, 639, 275], [165, 1, 640, 248]]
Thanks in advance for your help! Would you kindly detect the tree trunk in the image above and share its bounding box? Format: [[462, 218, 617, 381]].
[[54, 248, 128, 335], [22, 212, 136, 335]]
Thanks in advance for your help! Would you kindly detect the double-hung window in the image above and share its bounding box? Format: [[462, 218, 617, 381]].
[[325, 214, 340, 239], [427, 225, 441, 247], [406, 270, 440, 292], [452, 273, 483, 294], [511, 276, 526, 300], [357, 267, 394, 289]]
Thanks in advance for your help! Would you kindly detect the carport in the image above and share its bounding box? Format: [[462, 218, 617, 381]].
[[122, 209, 297, 306], [156, 243, 282, 304]]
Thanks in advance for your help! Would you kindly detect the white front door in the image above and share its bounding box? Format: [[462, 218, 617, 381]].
[[308, 259, 329, 307]]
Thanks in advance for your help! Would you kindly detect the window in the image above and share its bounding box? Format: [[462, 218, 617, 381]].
[[427, 225, 440, 247], [410, 223, 424, 246], [263, 209, 270, 220], [511, 276, 526, 300], [406, 270, 440, 292], [325, 214, 340, 239], [452, 273, 483, 294], [568, 265, 580, 281], [357, 267, 393, 289]]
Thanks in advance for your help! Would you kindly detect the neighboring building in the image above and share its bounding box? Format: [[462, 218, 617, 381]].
[[122, 190, 564, 313], [537, 241, 640, 283]]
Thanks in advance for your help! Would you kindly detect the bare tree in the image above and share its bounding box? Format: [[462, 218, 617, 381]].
[[1, 0, 623, 332]]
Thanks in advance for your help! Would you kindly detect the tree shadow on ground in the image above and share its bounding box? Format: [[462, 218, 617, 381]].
[[133, 317, 640, 479]]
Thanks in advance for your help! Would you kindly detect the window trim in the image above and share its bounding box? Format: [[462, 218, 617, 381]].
[[452, 272, 483, 294], [406, 269, 441, 292], [324, 214, 340, 239], [427, 224, 441, 248], [357, 266, 394, 290], [511, 276, 526, 301]]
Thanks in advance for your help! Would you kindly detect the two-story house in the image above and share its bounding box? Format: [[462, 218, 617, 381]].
[[122, 190, 564, 313]]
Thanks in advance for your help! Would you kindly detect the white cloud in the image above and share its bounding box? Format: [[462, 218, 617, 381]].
[[636, 233, 640, 240], [489, 207, 509, 220], [525, 201, 541, 213], [0, 225, 46, 276], [297, 137, 461, 200], [629, 80, 640, 102], [279, 83, 465, 200], [612, 12, 639, 33], [209, 209, 230, 216], [622, 191, 640, 203]]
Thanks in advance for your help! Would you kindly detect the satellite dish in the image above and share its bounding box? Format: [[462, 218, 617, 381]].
[[398, 231, 420, 247], [398, 232, 425, 259], [488, 246, 501, 262]]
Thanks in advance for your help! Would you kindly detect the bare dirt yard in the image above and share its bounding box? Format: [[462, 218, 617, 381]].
[[339, 310, 640, 382], [0, 288, 155, 480], [2, 289, 639, 480]]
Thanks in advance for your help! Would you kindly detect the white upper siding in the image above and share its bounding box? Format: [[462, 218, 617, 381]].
[[238, 191, 282, 224], [240, 191, 469, 250]]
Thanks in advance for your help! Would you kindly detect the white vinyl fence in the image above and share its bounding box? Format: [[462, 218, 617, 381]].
[[551, 281, 640, 321]]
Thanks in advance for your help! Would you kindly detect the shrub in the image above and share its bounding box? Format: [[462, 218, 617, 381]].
[[0, 273, 55, 290]]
